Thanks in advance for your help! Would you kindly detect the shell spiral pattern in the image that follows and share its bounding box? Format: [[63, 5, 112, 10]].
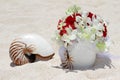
[[9, 40, 35, 65]]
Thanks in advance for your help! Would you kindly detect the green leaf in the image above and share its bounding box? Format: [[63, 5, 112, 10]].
[[91, 28, 96, 34], [82, 33, 91, 40], [96, 42, 106, 51], [66, 5, 81, 15], [79, 25, 84, 32]]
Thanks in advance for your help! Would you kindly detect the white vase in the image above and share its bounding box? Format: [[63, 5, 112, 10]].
[[59, 40, 97, 69]]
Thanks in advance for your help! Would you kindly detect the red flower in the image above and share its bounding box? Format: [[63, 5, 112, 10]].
[[65, 14, 79, 30], [88, 12, 94, 21], [58, 19, 62, 25], [71, 24, 76, 29], [58, 13, 81, 32], [62, 24, 69, 29], [103, 24, 107, 37], [65, 15, 75, 25], [75, 13, 81, 16], [59, 29, 67, 36], [57, 19, 62, 30]]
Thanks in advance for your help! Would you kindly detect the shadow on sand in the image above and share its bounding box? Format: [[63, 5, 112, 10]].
[[52, 53, 114, 72], [10, 62, 18, 67], [91, 53, 114, 70]]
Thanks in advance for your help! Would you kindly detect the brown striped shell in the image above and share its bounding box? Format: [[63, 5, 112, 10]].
[[9, 34, 55, 65], [60, 50, 73, 70]]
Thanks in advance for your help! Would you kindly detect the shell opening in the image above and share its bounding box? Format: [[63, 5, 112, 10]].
[[24, 54, 36, 63]]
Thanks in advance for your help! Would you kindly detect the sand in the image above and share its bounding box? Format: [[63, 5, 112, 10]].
[[0, 0, 120, 80]]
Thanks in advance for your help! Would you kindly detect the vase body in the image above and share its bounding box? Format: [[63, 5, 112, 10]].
[[59, 40, 97, 69]]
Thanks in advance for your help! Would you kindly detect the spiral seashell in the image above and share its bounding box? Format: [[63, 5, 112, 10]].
[[9, 34, 55, 65]]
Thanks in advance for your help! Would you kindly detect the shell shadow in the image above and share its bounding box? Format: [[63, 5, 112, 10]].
[[10, 60, 42, 67], [10, 60, 40, 67], [52, 53, 114, 72], [10, 62, 17, 67]]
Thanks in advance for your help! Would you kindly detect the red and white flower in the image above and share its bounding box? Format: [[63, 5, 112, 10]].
[[55, 6, 109, 51]]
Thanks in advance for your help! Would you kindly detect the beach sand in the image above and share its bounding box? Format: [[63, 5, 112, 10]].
[[0, 0, 120, 80]]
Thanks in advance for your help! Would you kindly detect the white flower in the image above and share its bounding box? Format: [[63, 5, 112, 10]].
[[66, 27, 72, 35], [82, 11, 88, 18], [86, 17, 92, 26], [61, 30, 77, 44], [76, 16, 82, 22], [59, 22, 66, 29], [96, 31, 103, 37]]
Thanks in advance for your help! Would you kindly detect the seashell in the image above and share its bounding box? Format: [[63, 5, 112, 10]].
[[59, 40, 97, 70], [9, 34, 55, 65]]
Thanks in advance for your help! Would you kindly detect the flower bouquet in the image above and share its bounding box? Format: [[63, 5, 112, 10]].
[[55, 5, 109, 69]]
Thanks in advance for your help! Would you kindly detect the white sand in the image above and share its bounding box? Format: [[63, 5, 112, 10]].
[[0, 0, 120, 80]]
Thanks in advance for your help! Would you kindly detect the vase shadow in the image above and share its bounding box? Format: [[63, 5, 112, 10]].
[[90, 53, 114, 70], [52, 53, 114, 71]]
